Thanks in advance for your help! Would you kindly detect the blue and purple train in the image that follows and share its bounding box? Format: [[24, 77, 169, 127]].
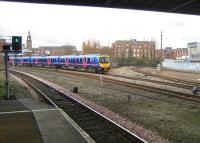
[[9, 54, 110, 73]]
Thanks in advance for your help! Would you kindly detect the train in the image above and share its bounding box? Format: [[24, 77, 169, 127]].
[[9, 54, 110, 73]]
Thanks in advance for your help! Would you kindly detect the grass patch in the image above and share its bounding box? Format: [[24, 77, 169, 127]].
[[0, 71, 30, 99], [9, 78, 31, 98], [98, 98, 200, 143], [0, 71, 5, 99]]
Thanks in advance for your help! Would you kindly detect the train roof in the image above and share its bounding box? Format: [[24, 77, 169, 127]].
[[13, 54, 109, 59]]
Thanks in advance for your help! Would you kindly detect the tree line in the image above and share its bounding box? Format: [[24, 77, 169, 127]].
[[82, 40, 161, 67]]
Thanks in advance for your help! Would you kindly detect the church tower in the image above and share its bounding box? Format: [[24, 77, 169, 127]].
[[26, 31, 32, 51]]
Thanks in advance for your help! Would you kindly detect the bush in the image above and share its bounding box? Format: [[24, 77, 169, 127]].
[[112, 57, 161, 67]]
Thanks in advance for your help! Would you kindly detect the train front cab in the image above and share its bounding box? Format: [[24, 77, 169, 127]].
[[98, 55, 110, 73]]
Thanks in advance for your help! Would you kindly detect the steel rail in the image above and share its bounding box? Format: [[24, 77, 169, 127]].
[[107, 73, 193, 90], [131, 68, 200, 86]]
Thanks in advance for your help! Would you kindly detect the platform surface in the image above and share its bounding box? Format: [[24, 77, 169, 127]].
[[18, 97, 90, 143]]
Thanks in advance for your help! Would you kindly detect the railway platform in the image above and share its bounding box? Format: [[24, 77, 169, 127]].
[[0, 97, 93, 143], [18, 97, 92, 143]]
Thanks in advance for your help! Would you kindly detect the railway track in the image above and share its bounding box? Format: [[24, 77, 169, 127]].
[[14, 66, 195, 89], [14, 66, 200, 103], [131, 68, 200, 87], [108, 73, 194, 90], [10, 70, 147, 143]]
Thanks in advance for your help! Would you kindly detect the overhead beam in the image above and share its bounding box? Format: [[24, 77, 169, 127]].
[[169, 0, 197, 12]]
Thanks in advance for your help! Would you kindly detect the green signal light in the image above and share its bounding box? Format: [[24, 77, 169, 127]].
[[12, 36, 22, 52]]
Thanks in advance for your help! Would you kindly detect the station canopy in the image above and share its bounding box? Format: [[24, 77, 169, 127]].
[[3, 0, 200, 15]]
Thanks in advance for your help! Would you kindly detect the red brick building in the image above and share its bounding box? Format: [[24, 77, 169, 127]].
[[175, 48, 188, 59], [155, 47, 188, 60], [32, 45, 78, 56], [112, 39, 156, 59], [0, 39, 6, 51]]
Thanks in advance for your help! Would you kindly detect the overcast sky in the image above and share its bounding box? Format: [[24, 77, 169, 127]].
[[0, 1, 200, 50]]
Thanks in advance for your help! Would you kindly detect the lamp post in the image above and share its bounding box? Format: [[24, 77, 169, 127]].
[[160, 31, 163, 71]]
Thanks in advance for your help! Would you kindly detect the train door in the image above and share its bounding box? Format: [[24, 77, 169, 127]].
[[35, 58, 38, 64], [66, 57, 68, 66], [21, 58, 23, 64], [76, 58, 78, 66], [29, 57, 32, 66], [48, 57, 50, 65], [83, 56, 87, 68]]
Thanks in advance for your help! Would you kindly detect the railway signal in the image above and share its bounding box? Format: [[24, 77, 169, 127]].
[[1, 35, 22, 99], [12, 36, 22, 52]]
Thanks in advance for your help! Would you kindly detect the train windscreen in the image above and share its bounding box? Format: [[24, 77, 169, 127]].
[[99, 57, 110, 63]]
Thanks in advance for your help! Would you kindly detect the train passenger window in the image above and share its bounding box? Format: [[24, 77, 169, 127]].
[[87, 58, 90, 63], [80, 58, 82, 64]]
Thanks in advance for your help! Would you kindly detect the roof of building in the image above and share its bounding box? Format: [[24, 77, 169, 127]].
[[38, 45, 77, 50]]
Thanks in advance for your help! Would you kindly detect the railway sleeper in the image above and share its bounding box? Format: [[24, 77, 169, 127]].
[[94, 136, 117, 143], [49, 97, 65, 101], [69, 110, 91, 116], [83, 124, 112, 132], [61, 104, 83, 110], [78, 121, 110, 131], [88, 130, 117, 141], [57, 102, 77, 108], [89, 130, 115, 137], [70, 112, 92, 118], [62, 108, 88, 115], [75, 116, 96, 122], [53, 100, 73, 105], [83, 127, 114, 137]]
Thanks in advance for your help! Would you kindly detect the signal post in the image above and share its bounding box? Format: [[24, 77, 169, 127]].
[[1, 36, 22, 99]]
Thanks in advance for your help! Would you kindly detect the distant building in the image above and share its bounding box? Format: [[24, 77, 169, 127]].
[[187, 42, 200, 58], [175, 48, 188, 59], [112, 39, 155, 59], [0, 39, 6, 51], [163, 47, 173, 59], [155, 49, 162, 59], [32, 45, 78, 56], [155, 47, 188, 60], [26, 31, 32, 51]]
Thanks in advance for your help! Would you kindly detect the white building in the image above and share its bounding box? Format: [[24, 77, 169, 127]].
[[187, 42, 200, 58]]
